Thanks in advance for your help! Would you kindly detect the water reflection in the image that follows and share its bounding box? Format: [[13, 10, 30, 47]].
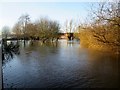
[[2, 40, 119, 88], [2, 40, 20, 64], [86, 50, 119, 88]]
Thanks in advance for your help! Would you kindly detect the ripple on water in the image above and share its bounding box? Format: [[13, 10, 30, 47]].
[[3, 40, 119, 88]]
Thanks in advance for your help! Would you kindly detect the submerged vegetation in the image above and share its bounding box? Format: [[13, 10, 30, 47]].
[[1, 1, 120, 53], [2, 40, 20, 63], [12, 16, 60, 43]]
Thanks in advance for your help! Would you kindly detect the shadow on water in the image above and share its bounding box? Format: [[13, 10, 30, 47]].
[[2, 40, 20, 64]]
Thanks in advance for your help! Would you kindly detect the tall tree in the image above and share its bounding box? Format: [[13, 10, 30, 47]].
[[91, 1, 120, 46], [12, 22, 22, 40], [79, 1, 120, 52], [18, 14, 30, 45], [64, 19, 74, 33], [35, 17, 60, 42], [18, 14, 30, 39], [2, 26, 10, 39]]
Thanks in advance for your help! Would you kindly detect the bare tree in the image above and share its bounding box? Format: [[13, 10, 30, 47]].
[[2, 26, 10, 39], [78, 1, 120, 52], [35, 17, 60, 43], [26, 23, 38, 40], [64, 19, 74, 33], [91, 1, 120, 47], [64, 19, 76, 40], [64, 20, 68, 33], [18, 14, 30, 45], [12, 22, 22, 40]]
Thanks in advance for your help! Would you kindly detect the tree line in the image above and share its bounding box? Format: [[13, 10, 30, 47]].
[[2, 15, 60, 43], [2, 1, 120, 53]]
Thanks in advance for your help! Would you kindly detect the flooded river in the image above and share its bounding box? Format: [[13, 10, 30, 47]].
[[2, 40, 119, 88]]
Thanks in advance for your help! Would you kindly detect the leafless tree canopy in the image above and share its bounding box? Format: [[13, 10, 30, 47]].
[[78, 1, 120, 52]]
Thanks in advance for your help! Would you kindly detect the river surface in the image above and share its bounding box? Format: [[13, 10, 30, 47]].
[[2, 40, 119, 88]]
